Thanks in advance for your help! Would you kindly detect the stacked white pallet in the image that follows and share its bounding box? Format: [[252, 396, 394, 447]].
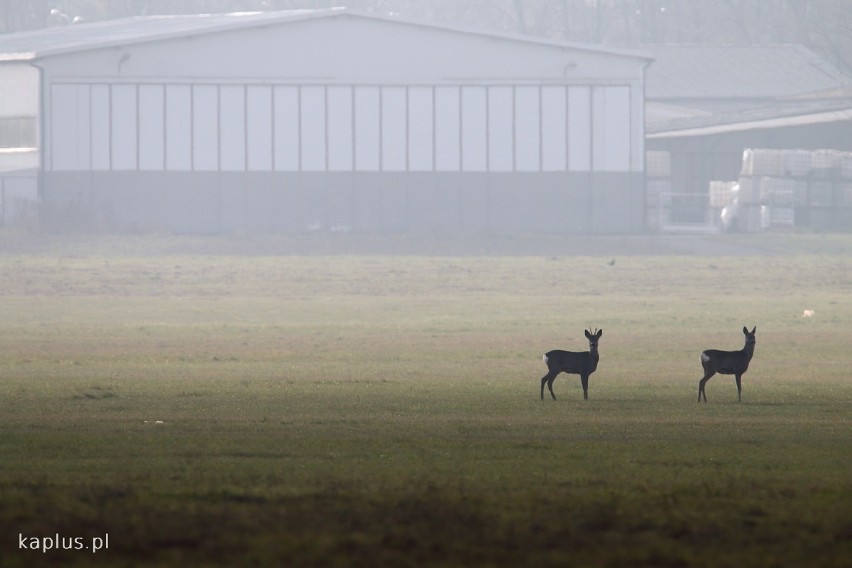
[[736, 148, 852, 231]]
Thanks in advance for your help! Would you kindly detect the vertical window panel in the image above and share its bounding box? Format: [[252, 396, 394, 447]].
[[408, 86, 433, 171], [91, 85, 111, 170], [593, 86, 630, 172], [567, 86, 591, 172], [138, 85, 164, 171], [74, 85, 92, 170], [50, 84, 87, 170], [461, 86, 486, 172], [515, 86, 540, 172], [541, 86, 567, 171], [111, 85, 136, 170], [165, 85, 191, 171], [273, 86, 299, 171], [611, 86, 632, 172], [76, 86, 92, 169], [487, 86, 513, 172], [247, 86, 273, 171], [592, 87, 606, 172], [192, 85, 218, 171], [220, 85, 246, 171], [327, 86, 353, 171], [381, 87, 406, 171], [49, 84, 75, 170], [434, 86, 460, 172], [632, 90, 644, 172], [300, 86, 326, 171], [354, 86, 380, 171]]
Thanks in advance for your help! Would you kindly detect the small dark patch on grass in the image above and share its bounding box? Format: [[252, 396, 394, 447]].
[[176, 390, 205, 397], [72, 386, 118, 401], [225, 450, 294, 460], [316, 378, 395, 385]]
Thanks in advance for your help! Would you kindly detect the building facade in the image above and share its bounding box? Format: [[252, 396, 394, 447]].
[[0, 10, 651, 233]]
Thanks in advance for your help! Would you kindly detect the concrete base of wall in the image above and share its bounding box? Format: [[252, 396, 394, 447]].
[[41, 172, 646, 234]]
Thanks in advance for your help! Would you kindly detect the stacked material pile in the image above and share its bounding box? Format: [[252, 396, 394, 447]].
[[717, 148, 852, 231]]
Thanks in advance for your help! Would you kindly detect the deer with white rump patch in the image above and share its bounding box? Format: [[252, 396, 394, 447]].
[[698, 326, 756, 403], [540, 328, 602, 401]]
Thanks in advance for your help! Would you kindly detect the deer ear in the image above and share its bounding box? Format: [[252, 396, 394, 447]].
[[743, 326, 748, 335], [585, 329, 592, 339], [751, 326, 756, 334], [596, 329, 603, 338]]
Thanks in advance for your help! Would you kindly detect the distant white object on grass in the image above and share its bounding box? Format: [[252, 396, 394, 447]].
[[802, 310, 815, 318]]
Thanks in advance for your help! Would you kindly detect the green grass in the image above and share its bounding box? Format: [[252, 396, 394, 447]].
[[0, 234, 850, 567]]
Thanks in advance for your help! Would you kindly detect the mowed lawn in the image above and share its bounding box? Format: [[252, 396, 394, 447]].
[[0, 234, 850, 567]]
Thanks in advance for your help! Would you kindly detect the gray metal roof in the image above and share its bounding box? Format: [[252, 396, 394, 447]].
[[0, 9, 331, 61], [647, 97, 852, 138], [0, 8, 652, 63], [644, 44, 852, 100]]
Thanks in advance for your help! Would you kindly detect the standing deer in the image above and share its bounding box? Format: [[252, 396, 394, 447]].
[[540, 328, 603, 401], [698, 326, 756, 403]]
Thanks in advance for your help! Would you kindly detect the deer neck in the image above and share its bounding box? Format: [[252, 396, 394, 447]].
[[589, 347, 599, 367]]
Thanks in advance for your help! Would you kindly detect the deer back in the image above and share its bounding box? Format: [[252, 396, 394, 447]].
[[545, 349, 599, 375], [701, 347, 753, 374]]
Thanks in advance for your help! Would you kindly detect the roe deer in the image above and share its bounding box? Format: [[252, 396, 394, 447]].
[[540, 328, 602, 401], [698, 326, 756, 403]]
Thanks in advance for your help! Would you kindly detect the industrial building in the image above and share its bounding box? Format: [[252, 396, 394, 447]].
[[0, 9, 651, 234]]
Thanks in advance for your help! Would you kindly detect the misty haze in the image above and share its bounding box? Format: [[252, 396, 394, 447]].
[[0, 2, 850, 567]]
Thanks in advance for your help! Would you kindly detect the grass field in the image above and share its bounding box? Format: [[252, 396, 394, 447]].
[[0, 233, 850, 567]]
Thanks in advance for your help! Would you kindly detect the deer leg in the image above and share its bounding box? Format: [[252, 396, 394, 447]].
[[541, 372, 558, 400], [735, 374, 742, 402], [580, 374, 589, 400], [698, 371, 714, 403]]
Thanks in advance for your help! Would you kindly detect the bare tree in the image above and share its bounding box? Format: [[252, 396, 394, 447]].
[[1, 0, 49, 32]]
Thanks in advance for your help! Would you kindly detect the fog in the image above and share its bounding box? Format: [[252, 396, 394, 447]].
[[2, 5, 852, 567], [1, 1, 851, 237]]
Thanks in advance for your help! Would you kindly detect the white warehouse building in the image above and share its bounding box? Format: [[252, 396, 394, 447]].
[[0, 9, 651, 234]]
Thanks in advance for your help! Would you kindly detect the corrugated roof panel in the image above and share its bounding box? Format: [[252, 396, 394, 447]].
[[0, 8, 652, 63], [644, 44, 852, 100], [0, 10, 331, 60], [647, 97, 852, 137]]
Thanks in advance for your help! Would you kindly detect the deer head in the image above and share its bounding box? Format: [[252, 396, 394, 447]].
[[742, 326, 756, 348], [584, 328, 603, 351]]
